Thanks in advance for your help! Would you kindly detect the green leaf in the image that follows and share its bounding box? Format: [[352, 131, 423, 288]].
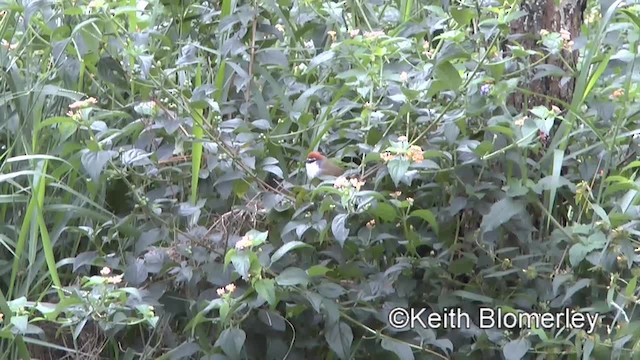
[[11, 315, 28, 334], [480, 198, 525, 233], [388, 158, 410, 186], [270, 241, 313, 265], [246, 229, 268, 246], [452, 290, 494, 303], [80, 149, 117, 182], [254, 278, 277, 307], [621, 160, 640, 172], [219, 301, 230, 324], [307, 265, 330, 277], [569, 243, 589, 267], [582, 338, 595, 360], [371, 202, 397, 222], [331, 213, 349, 246], [450, 6, 476, 27], [381, 338, 414, 360], [434, 61, 462, 91], [562, 278, 591, 304], [409, 209, 439, 234], [503, 338, 530, 360], [276, 267, 310, 286], [449, 257, 475, 276], [626, 276, 637, 298], [324, 321, 353, 360], [215, 328, 246, 360], [97, 56, 129, 89], [162, 342, 200, 359], [230, 253, 251, 279], [308, 51, 335, 72]]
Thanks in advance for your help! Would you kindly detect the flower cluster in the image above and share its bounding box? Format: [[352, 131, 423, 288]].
[[423, 41, 434, 58], [235, 234, 252, 250], [514, 116, 527, 127], [611, 88, 624, 100], [99, 267, 123, 284], [334, 176, 365, 192], [363, 30, 385, 39], [480, 83, 492, 96], [217, 283, 236, 297], [304, 39, 315, 50], [69, 97, 98, 110], [585, 8, 601, 24], [1, 39, 17, 50], [87, 0, 106, 9], [539, 28, 574, 51], [406, 145, 424, 162], [66, 97, 98, 120], [366, 219, 376, 229], [559, 29, 574, 51], [381, 136, 424, 163]]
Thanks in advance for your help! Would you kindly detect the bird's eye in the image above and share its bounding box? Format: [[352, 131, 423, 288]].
[[306, 158, 315, 163]]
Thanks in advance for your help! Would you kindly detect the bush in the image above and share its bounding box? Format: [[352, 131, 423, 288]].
[[1, 0, 640, 359]]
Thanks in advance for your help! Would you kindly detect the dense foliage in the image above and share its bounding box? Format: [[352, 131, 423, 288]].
[[1, 0, 640, 359]]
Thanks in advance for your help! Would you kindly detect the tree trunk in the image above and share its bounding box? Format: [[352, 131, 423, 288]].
[[508, 0, 587, 112]]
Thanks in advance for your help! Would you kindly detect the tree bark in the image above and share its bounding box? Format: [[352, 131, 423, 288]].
[[508, 0, 587, 112]]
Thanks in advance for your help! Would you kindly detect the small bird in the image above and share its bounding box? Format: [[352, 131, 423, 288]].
[[305, 151, 345, 179]]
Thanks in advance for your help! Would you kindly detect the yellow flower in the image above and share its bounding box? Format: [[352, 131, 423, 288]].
[[334, 176, 351, 189], [407, 145, 424, 162], [611, 89, 625, 99], [539, 29, 549, 36], [366, 219, 376, 229], [88, 0, 106, 8], [349, 177, 365, 191], [225, 283, 236, 293], [327, 30, 337, 41], [304, 39, 315, 49], [69, 97, 97, 110], [0, 39, 17, 50], [380, 151, 395, 163], [105, 274, 123, 284], [235, 235, 252, 250], [216, 288, 226, 296], [563, 40, 574, 51], [363, 30, 385, 39]]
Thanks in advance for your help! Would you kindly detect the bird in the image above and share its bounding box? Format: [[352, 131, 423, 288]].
[[305, 151, 384, 181], [305, 151, 345, 179]]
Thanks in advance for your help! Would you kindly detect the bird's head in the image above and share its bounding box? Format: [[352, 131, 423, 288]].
[[305, 151, 344, 179]]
